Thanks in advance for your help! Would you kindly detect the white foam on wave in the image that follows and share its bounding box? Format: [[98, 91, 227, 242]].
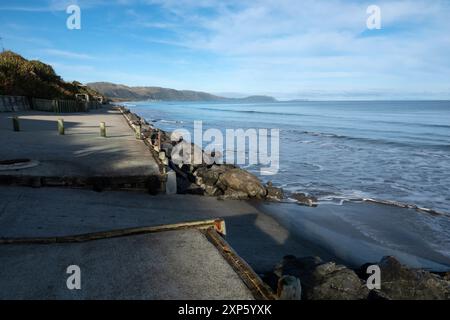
[[159, 119, 184, 124]]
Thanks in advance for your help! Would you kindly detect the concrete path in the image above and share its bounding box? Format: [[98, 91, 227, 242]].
[[0, 186, 334, 274], [0, 108, 160, 177], [0, 229, 254, 300]]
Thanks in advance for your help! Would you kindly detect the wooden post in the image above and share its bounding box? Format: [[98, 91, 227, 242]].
[[57, 119, 64, 135], [12, 116, 20, 132], [100, 122, 106, 137], [135, 125, 141, 139]]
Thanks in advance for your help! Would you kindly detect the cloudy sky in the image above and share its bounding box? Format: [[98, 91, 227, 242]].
[[1, 0, 449, 99]]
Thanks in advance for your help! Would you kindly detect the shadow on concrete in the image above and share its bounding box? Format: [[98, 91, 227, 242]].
[[0, 110, 162, 188]]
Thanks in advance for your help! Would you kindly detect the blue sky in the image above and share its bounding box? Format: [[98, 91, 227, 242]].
[[1, 0, 449, 99]]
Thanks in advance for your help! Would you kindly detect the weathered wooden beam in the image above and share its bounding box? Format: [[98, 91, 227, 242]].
[[203, 227, 276, 300], [0, 218, 226, 244]]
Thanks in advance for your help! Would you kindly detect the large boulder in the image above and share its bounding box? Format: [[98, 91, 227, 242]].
[[306, 262, 369, 300], [217, 168, 267, 199], [194, 165, 232, 186], [373, 256, 450, 300], [274, 255, 369, 300], [203, 184, 222, 197], [218, 188, 250, 200]]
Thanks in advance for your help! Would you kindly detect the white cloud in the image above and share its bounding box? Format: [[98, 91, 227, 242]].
[[150, 0, 450, 97]]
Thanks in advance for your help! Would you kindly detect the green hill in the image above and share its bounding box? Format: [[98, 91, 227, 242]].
[[0, 51, 104, 101], [87, 82, 277, 102]]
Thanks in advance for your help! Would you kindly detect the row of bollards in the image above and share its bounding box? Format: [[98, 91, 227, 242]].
[[12, 117, 107, 137]]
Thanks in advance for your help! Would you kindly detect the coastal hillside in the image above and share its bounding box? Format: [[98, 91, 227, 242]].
[[0, 51, 104, 101], [87, 82, 277, 102]]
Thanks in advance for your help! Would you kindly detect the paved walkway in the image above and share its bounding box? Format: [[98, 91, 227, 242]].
[[0, 228, 254, 300], [0, 108, 160, 177]]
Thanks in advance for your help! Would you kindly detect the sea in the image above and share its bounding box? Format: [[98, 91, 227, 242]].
[[127, 100, 450, 214], [126, 100, 450, 268]]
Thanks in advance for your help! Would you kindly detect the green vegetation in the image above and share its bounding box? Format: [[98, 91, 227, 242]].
[[0, 51, 104, 101]]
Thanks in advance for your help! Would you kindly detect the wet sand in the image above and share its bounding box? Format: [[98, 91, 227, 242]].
[[256, 200, 450, 271]]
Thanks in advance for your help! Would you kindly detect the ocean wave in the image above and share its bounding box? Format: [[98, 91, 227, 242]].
[[368, 119, 450, 130], [200, 107, 309, 117], [199, 107, 450, 130], [360, 198, 450, 217], [319, 195, 450, 217], [282, 186, 450, 217], [152, 119, 184, 124], [295, 130, 450, 150]]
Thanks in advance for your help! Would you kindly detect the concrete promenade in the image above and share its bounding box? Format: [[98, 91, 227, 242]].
[[0, 228, 255, 300], [0, 108, 161, 178]]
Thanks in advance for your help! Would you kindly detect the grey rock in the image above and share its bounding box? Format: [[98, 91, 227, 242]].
[[291, 193, 318, 207], [218, 168, 267, 199], [277, 276, 302, 300], [375, 256, 450, 300], [274, 255, 369, 300], [194, 165, 230, 186], [217, 189, 249, 200], [444, 272, 450, 281], [203, 185, 223, 197], [265, 186, 284, 201], [307, 262, 369, 300]]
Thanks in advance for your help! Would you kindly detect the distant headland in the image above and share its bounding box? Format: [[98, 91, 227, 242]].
[[87, 82, 278, 103]]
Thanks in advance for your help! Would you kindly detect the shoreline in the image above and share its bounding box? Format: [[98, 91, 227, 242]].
[[118, 104, 450, 272]]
